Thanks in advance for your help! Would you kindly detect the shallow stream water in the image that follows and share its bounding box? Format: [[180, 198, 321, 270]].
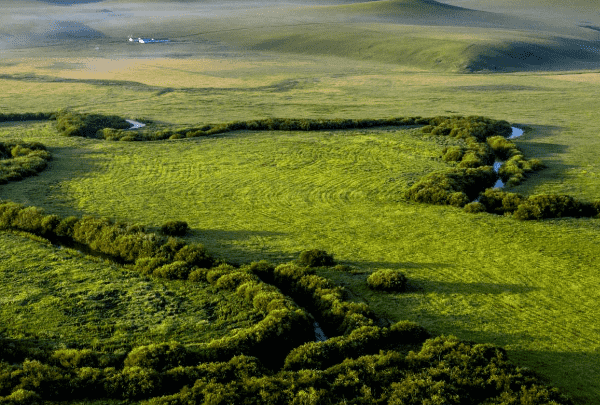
[[491, 126, 524, 189]]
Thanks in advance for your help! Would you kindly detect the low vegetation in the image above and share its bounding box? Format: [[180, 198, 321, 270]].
[[1, 112, 598, 402], [0, 198, 574, 403], [367, 269, 408, 292], [0, 141, 52, 184]]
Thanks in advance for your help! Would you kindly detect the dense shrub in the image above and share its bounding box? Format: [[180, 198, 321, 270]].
[[283, 322, 429, 371], [0, 141, 52, 184], [104, 366, 162, 400], [0, 389, 41, 405], [367, 270, 407, 292], [159, 221, 188, 236], [406, 166, 497, 207], [297, 249, 335, 267], [478, 188, 525, 215], [0, 112, 53, 123], [152, 261, 193, 280], [441, 146, 465, 162], [514, 194, 587, 220], [124, 342, 190, 372], [55, 110, 130, 138], [173, 243, 213, 268], [463, 201, 486, 213], [50, 349, 98, 369]]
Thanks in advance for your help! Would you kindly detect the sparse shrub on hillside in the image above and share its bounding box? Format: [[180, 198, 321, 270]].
[[297, 249, 335, 267], [159, 221, 189, 237], [367, 270, 407, 292]]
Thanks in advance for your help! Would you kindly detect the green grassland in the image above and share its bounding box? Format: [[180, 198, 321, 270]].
[[2, 0, 600, 403], [0, 231, 263, 351]]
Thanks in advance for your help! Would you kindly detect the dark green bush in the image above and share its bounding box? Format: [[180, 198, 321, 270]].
[[478, 188, 525, 215], [173, 243, 213, 268], [160, 221, 188, 236], [0, 142, 52, 184], [124, 342, 190, 372], [298, 249, 335, 267], [50, 349, 98, 369], [55, 110, 130, 139], [152, 261, 193, 280], [464, 201, 486, 213], [406, 166, 497, 207], [104, 366, 161, 400], [0, 112, 53, 123], [367, 270, 407, 292], [514, 194, 583, 220]]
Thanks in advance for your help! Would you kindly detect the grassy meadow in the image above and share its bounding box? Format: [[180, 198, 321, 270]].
[[2, 0, 600, 403]]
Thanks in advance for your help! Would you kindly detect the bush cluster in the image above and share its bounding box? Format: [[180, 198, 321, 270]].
[[245, 261, 377, 337], [410, 116, 551, 209], [159, 220, 188, 236], [487, 135, 546, 186], [2, 336, 572, 404], [55, 109, 130, 138], [297, 249, 335, 267], [406, 166, 497, 207], [283, 321, 429, 371], [367, 269, 407, 292], [0, 142, 52, 185], [470, 189, 600, 220]]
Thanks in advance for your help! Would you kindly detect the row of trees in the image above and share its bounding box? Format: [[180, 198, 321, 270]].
[[0, 112, 53, 123], [468, 189, 600, 219], [0, 337, 572, 404]]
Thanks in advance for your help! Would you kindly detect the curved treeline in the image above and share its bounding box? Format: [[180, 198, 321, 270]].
[[0, 203, 574, 404], [408, 116, 539, 207], [0, 141, 52, 184], [7, 110, 600, 220]]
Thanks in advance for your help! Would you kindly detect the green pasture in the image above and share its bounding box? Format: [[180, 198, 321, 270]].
[[0, 230, 263, 353], [1, 116, 600, 403], [2, 0, 600, 402]]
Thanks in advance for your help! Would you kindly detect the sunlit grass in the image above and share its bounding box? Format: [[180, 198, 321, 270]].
[[2, 23, 600, 402], [0, 231, 263, 352]]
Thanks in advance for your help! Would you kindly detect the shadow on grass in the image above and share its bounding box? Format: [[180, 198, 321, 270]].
[[0, 145, 109, 218], [189, 228, 293, 265], [406, 279, 539, 295]]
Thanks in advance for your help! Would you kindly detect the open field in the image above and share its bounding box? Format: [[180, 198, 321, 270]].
[[2, 0, 600, 403]]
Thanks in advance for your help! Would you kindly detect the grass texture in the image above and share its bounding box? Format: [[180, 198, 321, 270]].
[[1, 0, 600, 402]]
